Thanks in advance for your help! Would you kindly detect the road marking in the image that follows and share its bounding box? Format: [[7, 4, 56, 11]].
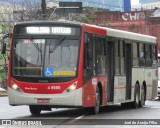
[[67, 114, 86, 124], [75, 114, 86, 120]]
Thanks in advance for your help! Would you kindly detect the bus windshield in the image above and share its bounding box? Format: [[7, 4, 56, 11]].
[[12, 37, 80, 78]]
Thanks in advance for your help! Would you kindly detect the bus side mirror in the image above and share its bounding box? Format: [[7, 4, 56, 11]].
[[1, 42, 6, 55], [1, 33, 11, 54]]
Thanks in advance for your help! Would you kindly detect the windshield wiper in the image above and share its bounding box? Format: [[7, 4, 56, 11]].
[[49, 36, 65, 53], [28, 36, 42, 66], [29, 36, 42, 53]]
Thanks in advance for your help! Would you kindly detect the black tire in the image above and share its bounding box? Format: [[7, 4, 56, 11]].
[[139, 86, 145, 107], [29, 105, 41, 115], [93, 87, 100, 114], [87, 87, 100, 115], [133, 84, 140, 108]]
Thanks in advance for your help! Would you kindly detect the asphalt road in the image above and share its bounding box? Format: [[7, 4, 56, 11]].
[[0, 96, 160, 128]]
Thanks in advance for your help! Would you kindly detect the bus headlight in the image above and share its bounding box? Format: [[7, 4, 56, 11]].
[[11, 81, 23, 92], [12, 83, 18, 90], [64, 81, 77, 93]]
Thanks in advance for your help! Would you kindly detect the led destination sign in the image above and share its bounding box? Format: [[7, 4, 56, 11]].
[[27, 27, 72, 34], [15, 26, 80, 35]]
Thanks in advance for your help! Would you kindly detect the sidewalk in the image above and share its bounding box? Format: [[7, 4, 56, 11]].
[[0, 87, 8, 96]]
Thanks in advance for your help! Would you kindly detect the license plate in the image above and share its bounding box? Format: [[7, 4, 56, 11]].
[[37, 98, 50, 103]]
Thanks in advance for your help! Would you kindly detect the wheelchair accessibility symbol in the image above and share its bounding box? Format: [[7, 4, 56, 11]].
[[44, 67, 54, 77]]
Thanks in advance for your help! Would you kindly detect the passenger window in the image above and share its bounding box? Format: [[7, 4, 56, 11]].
[[151, 45, 157, 68], [139, 43, 145, 67], [151, 46, 156, 60], [145, 44, 152, 67], [145, 44, 151, 59], [95, 37, 106, 75], [133, 43, 139, 67]]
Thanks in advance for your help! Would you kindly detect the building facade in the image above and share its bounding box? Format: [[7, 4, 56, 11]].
[[59, 0, 125, 11], [141, 1, 160, 10], [3, 0, 129, 12], [95, 10, 160, 52], [140, 0, 159, 4]]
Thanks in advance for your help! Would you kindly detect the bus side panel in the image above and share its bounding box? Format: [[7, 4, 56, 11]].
[[82, 76, 108, 107], [145, 69, 153, 99], [82, 79, 95, 107], [152, 69, 158, 99], [113, 76, 126, 103], [132, 68, 139, 101], [132, 68, 157, 100], [95, 76, 108, 106]]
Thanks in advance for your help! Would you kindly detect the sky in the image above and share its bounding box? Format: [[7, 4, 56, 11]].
[[131, 0, 140, 5]]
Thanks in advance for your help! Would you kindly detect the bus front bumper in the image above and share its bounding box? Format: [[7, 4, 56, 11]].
[[8, 87, 82, 107]]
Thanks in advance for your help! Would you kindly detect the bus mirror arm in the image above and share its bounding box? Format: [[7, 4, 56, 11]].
[[1, 33, 11, 54], [1, 42, 6, 54]]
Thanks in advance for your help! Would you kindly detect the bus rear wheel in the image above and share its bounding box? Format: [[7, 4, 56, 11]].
[[139, 86, 145, 107], [133, 84, 140, 108], [29, 105, 41, 115]]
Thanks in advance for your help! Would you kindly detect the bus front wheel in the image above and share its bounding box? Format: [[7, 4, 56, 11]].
[[93, 86, 100, 114], [29, 105, 41, 115], [87, 86, 100, 114]]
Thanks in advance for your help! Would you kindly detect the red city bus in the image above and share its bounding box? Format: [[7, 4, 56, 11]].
[[2, 21, 157, 115]]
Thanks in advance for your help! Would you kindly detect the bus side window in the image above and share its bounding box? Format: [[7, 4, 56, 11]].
[[151, 45, 157, 68], [95, 37, 106, 75], [133, 43, 139, 67], [151, 45, 156, 60], [145, 44, 152, 67], [139, 43, 145, 67], [84, 33, 93, 69]]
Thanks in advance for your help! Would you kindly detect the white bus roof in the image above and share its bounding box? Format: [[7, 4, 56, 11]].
[[86, 24, 156, 44], [106, 28, 156, 44]]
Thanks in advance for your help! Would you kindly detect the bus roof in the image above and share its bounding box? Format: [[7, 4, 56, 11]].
[[15, 21, 156, 44], [85, 24, 156, 44], [106, 27, 156, 44]]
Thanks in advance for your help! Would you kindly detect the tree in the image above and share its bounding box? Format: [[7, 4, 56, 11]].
[[0, 3, 13, 89], [70, 7, 97, 24]]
